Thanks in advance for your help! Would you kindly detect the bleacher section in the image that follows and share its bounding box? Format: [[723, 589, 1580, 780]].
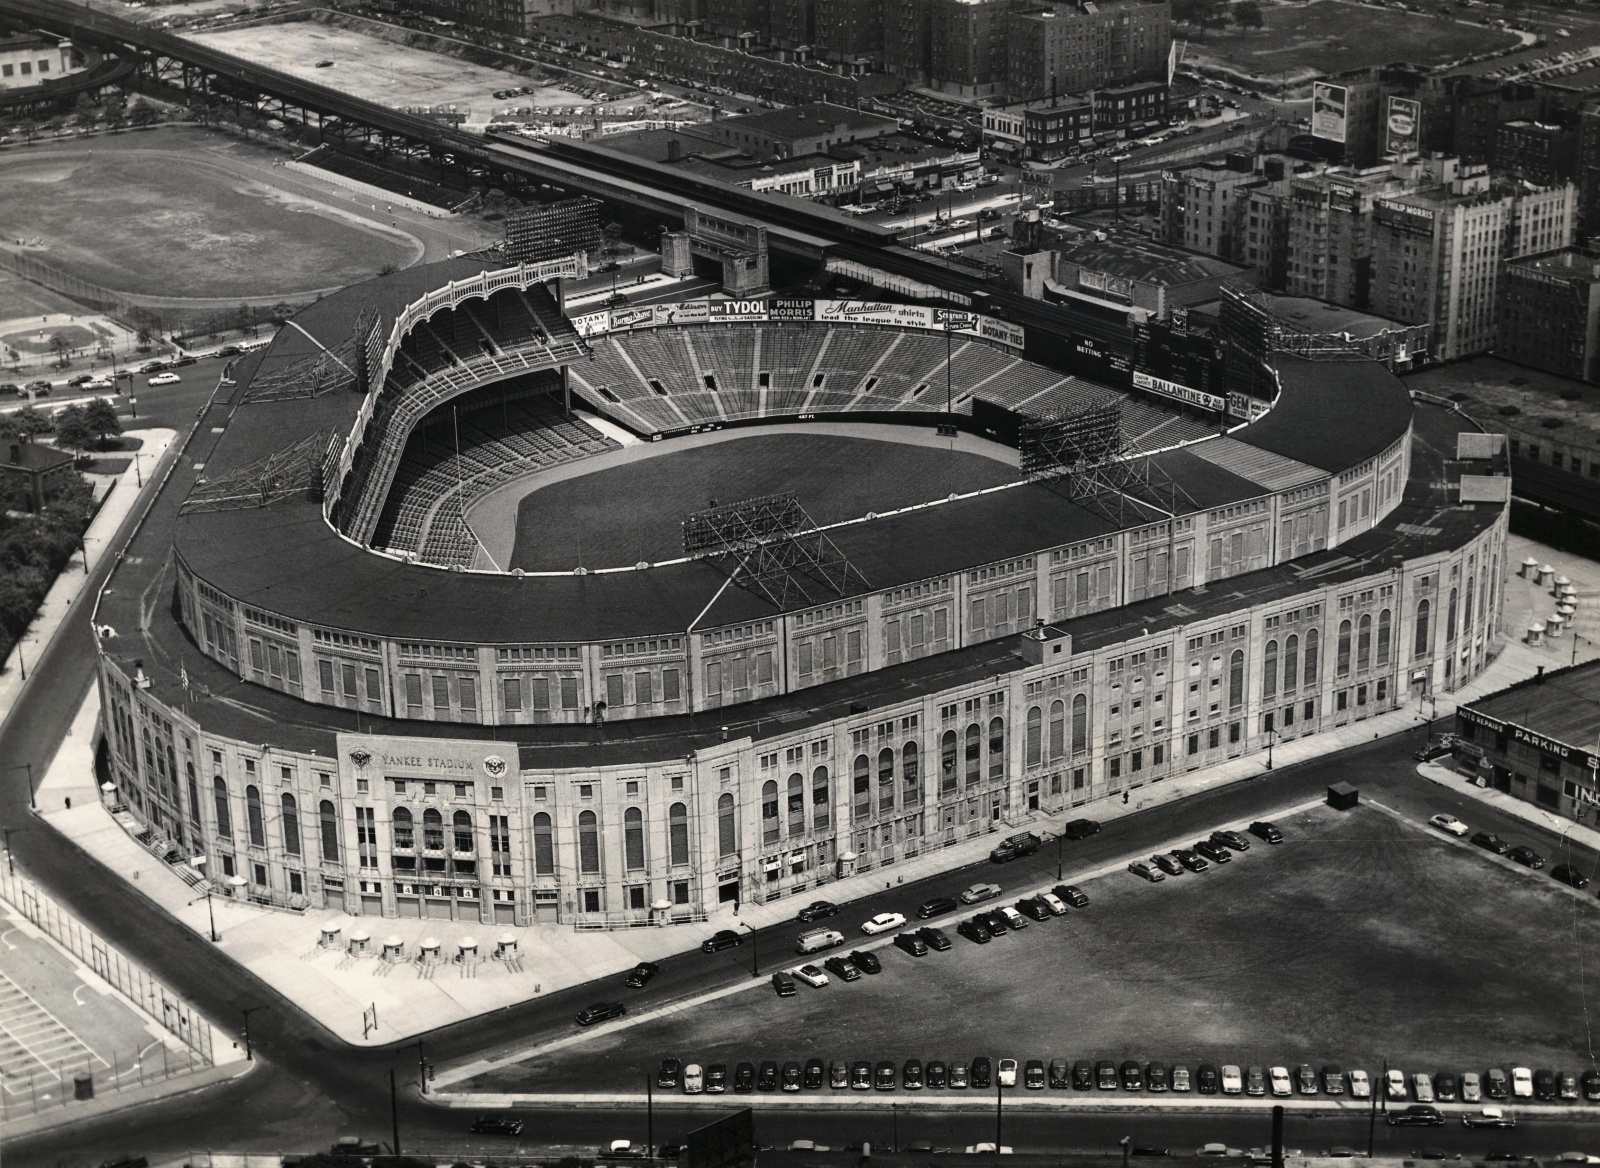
[[371, 376, 617, 565], [297, 145, 474, 212]]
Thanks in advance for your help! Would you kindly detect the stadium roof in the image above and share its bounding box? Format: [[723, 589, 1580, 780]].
[[1235, 354, 1413, 472]]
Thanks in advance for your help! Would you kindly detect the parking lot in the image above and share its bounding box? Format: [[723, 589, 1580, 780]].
[[462, 800, 1600, 1098]]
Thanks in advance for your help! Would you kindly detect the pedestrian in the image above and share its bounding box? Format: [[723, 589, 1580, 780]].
[[64, 796, 71, 809], [1122, 790, 1129, 805]]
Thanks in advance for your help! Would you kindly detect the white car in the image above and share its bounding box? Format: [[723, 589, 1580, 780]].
[[998, 1058, 1018, 1087], [1221, 1065, 1244, 1095], [683, 1063, 704, 1094], [860, 911, 907, 935], [998, 906, 1028, 930], [1269, 1066, 1293, 1097], [82, 377, 114, 391], [1413, 1072, 1435, 1102], [960, 883, 1002, 904], [1429, 814, 1470, 836], [1039, 892, 1069, 915], [1511, 1066, 1534, 1098], [793, 964, 829, 987], [1386, 1068, 1408, 1100], [1349, 1069, 1372, 1099], [147, 372, 181, 385]]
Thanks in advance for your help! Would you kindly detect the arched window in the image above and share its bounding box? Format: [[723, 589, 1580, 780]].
[[717, 793, 736, 857], [578, 809, 600, 874], [902, 743, 919, 802], [422, 808, 444, 851], [1263, 640, 1278, 701], [1414, 598, 1431, 659], [1071, 693, 1088, 755], [392, 806, 414, 850], [319, 800, 339, 863], [1446, 586, 1459, 641], [940, 730, 958, 794], [1336, 619, 1352, 677], [1304, 628, 1320, 686], [453, 810, 473, 853], [1357, 614, 1372, 672], [1463, 576, 1475, 635], [965, 724, 981, 787], [624, 806, 645, 871], [1025, 706, 1042, 768], [281, 793, 300, 857], [812, 765, 830, 830], [762, 778, 780, 842], [1283, 634, 1299, 694], [246, 785, 264, 847], [1377, 609, 1392, 667], [668, 803, 688, 865], [853, 753, 871, 819], [533, 811, 554, 874], [213, 777, 231, 838], [1228, 649, 1244, 709], [1049, 699, 1065, 761], [988, 717, 1005, 779], [878, 747, 895, 812], [787, 773, 805, 837]]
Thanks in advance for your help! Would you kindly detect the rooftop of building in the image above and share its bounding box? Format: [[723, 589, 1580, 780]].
[[1256, 294, 1422, 340], [1505, 245, 1600, 280], [0, 32, 57, 50], [1, 440, 73, 471], [1405, 354, 1600, 447], [1057, 235, 1251, 287], [1463, 658, 1600, 757], [987, 95, 1094, 115], [713, 101, 898, 141], [603, 128, 837, 182]]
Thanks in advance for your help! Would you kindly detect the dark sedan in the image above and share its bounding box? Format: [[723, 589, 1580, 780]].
[[1195, 840, 1233, 864], [757, 1061, 779, 1092], [624, 961, 659, 988], [895, 931, 929, 956], [1017, 896, 1052, 921], [1388, 1105, 1445, 1127], [1173, 848, 1209, 872], [1151, 853, 1184, 877], [470, 1116, 524, 1136], [972, 1056, 993, 1089], [1250, 821, 1284, 844], [918, 925, 953, 951], [917, 896, 959, 919], [701, 929, 741, 952], [927, 1060, 948, 1089], [978, 909, 1010, 934], [875, 1061, 897, 1091], [1508, 845, 1545, 869], [904, 1059, 925, 1089], [1553, 865, 1591, 888], [1055, 884, 1089, 906], [734, 1062, 756, 1093], [1471, 832, 1511, 855], [822, 956, 862, 981], [1072, 1060, 1094, 1090], [849, 949, 882, 975], [804, 1058, 825, 1088], [576, 1001, 625, 1026], [1096, 1060, 1119, 1090], [957, 917, 992, 944], [1063, 818, 1101, 839], [657, 1059, 682, 1088], [1210, 829, 1251, 851], [1121, 1061, 1144, 1090], [1197, 1064, 1221, 1094], [795, 900, 840, 923]]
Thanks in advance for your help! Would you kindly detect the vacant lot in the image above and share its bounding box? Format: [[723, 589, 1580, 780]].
[[507, 431, 1018, 571], [0, 137, 411, 299], [1195, 1, 1518, 80], [188, 23, 585, 114], [465, 802, 1600, 1095]]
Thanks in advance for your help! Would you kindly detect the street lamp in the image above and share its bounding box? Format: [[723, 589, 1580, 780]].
[[1, 762, 36, 811], [1265, 724, 1277, 770], [186, 856, 222, 942], [240, 1005, 266, 1061], [739, 920, 758, 978]]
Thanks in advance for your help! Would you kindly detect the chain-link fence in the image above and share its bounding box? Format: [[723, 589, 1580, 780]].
[[0, 1040, 212, 1121], [0, 863, 214, 1066]]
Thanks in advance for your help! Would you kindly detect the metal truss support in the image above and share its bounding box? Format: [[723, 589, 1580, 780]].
[[683, 492, 869, 611], [181, 430, 340, 514]]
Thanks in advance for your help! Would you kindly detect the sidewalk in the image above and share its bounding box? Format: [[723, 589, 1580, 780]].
[[25, 534, 1600, 1049], [1417, 759, 1600, 856], [0, 428, 176, 738]]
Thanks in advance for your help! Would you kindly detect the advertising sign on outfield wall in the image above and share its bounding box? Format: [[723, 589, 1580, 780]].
[[1133, 370, 1226, 412], [814, 300, 937, 329], [1311, 82, 1348, 144], [569, 300, 1025, 350], [572, 310, 611, 337]]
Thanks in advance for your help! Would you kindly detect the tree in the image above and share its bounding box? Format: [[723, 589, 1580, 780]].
[[53, 405, 94, 462], [1174, 0, 1228, 33], [135, 326, 153, 353], [48, 335, 71, 369], [271, 302, 295, 324], [5, 408, 52, 443], [1233, 0, 1265, 27], [83, 398, 121, 448], [377, 262, 399, 277], [234, 302, 252, 334]]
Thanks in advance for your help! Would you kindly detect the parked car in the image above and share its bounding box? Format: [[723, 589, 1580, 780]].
[[757, 1061, 779, 1091], [625, 961, 659, 988], [1269, 1066, 1292, 1097], [1017, 896, 1052, 921], [576, 1001, 625, 1026], [917, 896, 959, 919], [928, 1060, 948, 1089], [1508, 846, 1545, 869], [848, 949, 881, 975], [1461, 1072, 1482, 1102], [1386, 1069, 1408, 1100], [895, 931, 929, 956], [998, 1058, 1020, 1088], [903, 1059, 925, 1090], [1055, 884, 1089, 906], [979, 909, 1010, 935], [1583, 1070, 1600, 1101], [822, 956, 861, 981], [1072, 1060, 1094, 1090], [829, 1061, 848, 1089], [471, 1116, 525, 1135], [1296, 1064, 1318, 1095], [990, 831, 1041, 862], [793, 964, 829, 987], [1050, 1059, 1070, 1089], [658, 1058, 682, 1088], [1471, 832, 1512, 854], [1128, 860, 1165, 883], [1062, 818, 1101, 839], [1173, 848, 1209, 872], [1151, 853, 1184, 876], [960, 883, 1002, 904], [1485, 1068, 1509, 1099], [706, 1064, 727, 1093], [1096, 1060, 1119, 1090], [1195, 840, 1233, 864], [1197, 1064, 1221, 1094], [1533, 1069, 1558, 1101], [1211, 829, 1251, 851], [770, 971, 796, 996], [795, 900, 840, 923], [804, 1058, 825, 1089], [683, 1064, 705, 1094], [849, 1061, 871, 1090], [950, 1061, 971, 1089], [701, 930, 741, 952], [918, 926, 952, 951], [1413, 1072, 1435, 1102], [1172, 1065, 1192, 1092], [958, 917, 992, 944], [1245, 1066, 1266, 1096], [1024, 1059, 1046, 1089], [1429, 814, 1470, 837], [1250, 821, 1284, 843], [1323, 1066, 1346, 1095], [973, 1057, 993, 1089], [1221, 1065, 1244, 1095], [1552, 864, 1590, 888], [997, 906, 1028, 931], [1435, 1071, 1459, 1101], [1148, 1063, 1171, 1092], [861, 912, 906, 935]]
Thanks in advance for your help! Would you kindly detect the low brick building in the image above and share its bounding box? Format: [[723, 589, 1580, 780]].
[[0, 440, 75, 512]]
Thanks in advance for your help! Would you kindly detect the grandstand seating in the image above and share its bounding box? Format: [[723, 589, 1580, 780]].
[[371, 377, 617, 564]]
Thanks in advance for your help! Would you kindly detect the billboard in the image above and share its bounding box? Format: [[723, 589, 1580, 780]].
[[1134, 370, 1226, 412], [815, 300, 937, 329], [1384, 96, 1421, 160], [1311, 82, 1348, 144], [685, 1108, 755, 1168], [565, 300, 1024, 349]]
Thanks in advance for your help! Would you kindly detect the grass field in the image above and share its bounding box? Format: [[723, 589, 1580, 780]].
[[508, 433, 1017, 572], [188, 23, 585, 115], [0, 142, 412, 299], [466, 802, 1600, 1093], [1195, 0, 1519, 79]]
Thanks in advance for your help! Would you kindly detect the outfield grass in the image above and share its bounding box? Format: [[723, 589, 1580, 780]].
[[508, 432, 1017, 572], [1196, 1, 1518, 79], [465, 803, 1600, 1094], [0, 144, 411, 299]]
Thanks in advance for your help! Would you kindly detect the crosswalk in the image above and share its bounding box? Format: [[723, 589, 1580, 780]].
[[0, 969, 105, 1093]]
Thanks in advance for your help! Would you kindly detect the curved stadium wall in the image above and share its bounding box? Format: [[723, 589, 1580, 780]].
[[93, 260, 1510, 927]]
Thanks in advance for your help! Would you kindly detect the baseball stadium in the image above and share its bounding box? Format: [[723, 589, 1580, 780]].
[[91, 255, 1508, 928]]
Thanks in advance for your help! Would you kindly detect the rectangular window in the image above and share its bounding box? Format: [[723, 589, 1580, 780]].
[[404, 674, 423, 715], [705, 662, 722, 698], [559, 676, 579, 710], [318, 659, 336, 696], [431, 675, 450, 711], [607, 673, 626, 708], [341, 663, 358, 699], [755, 652, 773, 686], [662, 668, 681, 703], [365, 667, 382, 704], [503, 676, 522, 711], [635, 671, 653, 704]]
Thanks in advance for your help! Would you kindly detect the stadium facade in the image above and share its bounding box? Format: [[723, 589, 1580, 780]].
[[94, 258, 1509, 928]]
